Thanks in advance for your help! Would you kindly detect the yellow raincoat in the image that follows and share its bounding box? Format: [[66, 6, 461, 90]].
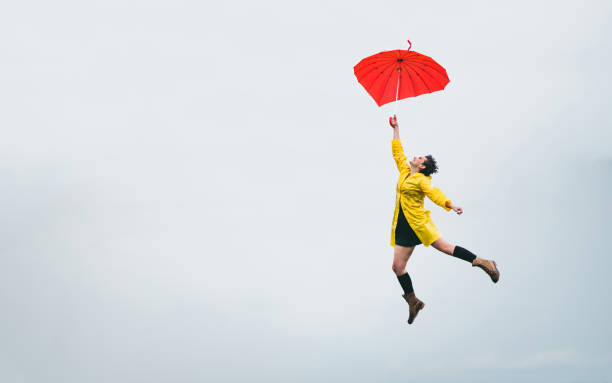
[[390, 139, 452, 247]]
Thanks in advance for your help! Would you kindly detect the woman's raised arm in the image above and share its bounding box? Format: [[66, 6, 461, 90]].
[[390, 115, 400, 140], [390, 116, 409, 173]]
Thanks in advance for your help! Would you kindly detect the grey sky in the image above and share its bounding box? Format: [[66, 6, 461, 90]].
[[1, 0, 611, 382]]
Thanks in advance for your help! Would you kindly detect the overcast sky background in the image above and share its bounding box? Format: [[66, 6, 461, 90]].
[[1, 0, 611, 382]]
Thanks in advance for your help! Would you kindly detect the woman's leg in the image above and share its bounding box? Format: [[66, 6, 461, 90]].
[[392, 244, 415, 276], [431, 237, 500, 283], [392, 245, 425, 324], [430, 237, 456, 256], [393, 244, 415, 295]]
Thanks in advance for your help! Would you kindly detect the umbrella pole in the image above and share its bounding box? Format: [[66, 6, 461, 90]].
[[393, 69, 400, 117]]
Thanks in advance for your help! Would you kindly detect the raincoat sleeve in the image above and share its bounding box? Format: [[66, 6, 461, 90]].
[[420, 177, 452, 211], [391, 139, 409, 173]]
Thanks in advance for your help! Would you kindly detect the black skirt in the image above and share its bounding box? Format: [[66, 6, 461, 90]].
[[394, 202, 422, 247]]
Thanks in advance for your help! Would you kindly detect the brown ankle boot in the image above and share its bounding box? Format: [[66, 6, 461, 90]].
[[402, 292, 425, 324], [472, 258, 500, 283]]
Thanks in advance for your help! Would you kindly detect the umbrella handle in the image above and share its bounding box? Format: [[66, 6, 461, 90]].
[[407, 40, 411, 51]]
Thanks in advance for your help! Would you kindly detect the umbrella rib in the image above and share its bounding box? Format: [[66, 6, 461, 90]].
[[400, 62, 417, 97], [406, 64, 432, 94], [354, 58, 396, 86], [376, 65, 399, 105], [355, 64, 389, 87], [402, 55, 448, 90], [411, 62, 447, 79], [354, 54, 395, 71], [409, 62, 445, 90], [407, 57, 447, 78], [356, 60, 398, 97]]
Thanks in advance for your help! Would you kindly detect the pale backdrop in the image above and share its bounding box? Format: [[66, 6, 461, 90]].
[[1, 0, 611, 382]]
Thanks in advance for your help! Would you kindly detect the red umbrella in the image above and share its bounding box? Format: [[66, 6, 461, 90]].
[[353, 41, 450, 108]]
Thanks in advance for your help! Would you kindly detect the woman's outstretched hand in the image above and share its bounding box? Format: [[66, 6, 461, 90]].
[[446, 201, 463, 215], [389, 115, 399, 128], [451, 205, 463, 215]]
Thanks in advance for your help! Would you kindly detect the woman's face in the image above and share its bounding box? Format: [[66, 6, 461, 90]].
[[410, 156, 427, 170]]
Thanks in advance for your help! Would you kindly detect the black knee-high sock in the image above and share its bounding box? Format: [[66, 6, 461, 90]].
[[397, 272, 414, 294], [452, 246, 477, 263]]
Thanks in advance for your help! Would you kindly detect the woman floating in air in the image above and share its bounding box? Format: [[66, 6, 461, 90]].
[[388, 115, 500, 325]]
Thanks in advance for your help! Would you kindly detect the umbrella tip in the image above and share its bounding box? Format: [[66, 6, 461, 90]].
[[407, 40, 412, 51]]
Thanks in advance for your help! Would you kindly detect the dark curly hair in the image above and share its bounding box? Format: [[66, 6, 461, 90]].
[[421, 155, 438, 177]]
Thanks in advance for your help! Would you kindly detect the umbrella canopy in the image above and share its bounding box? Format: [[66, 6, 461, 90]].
[[353, 41, 450, 107]]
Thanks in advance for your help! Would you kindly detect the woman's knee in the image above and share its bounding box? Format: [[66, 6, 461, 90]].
[[392, 261, 406, 275], [432, 238, 454, 255]]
